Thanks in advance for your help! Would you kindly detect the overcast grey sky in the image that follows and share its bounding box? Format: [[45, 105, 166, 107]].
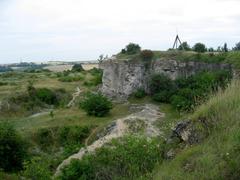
[[0, 0, 240, 63]]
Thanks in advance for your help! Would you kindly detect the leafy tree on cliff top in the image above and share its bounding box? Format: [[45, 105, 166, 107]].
[[193, 43, 207, 53], [178, 41, 191, 51], [233, 42, 240, 51], [121, 43, 141, 55]]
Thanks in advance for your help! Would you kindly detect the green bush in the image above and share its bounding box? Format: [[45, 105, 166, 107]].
[[178, 41, 191, 51], [72, 64, 84, 72], [150, 71, 231, 112], [149, 74, 174, 95], [233, 42, 240, 51], [152, 90, 172, 103], [170, 88, 196, 111], [33, 126, 90, 152], [0, 81, 8, 86], [133, 88, 146, 98], [60, 136, 164, 180], [88, 67, 102, 76], [91, 69, 103, 86], [80, 93, 112, 117], [35, 88, 58, 105], [58, 75, 84, 82], [58, 126, 90, 146], [22, 157, 51, 180], [0, 171, 19, 179], [141, 50, 154, 61], [34, 128, 55, 149], [83, 81, 94, 87], [0, 122, 27, 172], [122, 43, 141, 55], [193, 43, 207, 53]]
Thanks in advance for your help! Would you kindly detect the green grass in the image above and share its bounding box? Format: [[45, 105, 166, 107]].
[[115, 50, 240, 66], [3, 103, 129, 136], [0, 70, 100, 101], [153, 80, 240, 179], [155, 104, 184, 137]]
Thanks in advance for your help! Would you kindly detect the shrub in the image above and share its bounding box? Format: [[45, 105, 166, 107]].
[[60, 136, 164, 180], [133, 88, 146, 98], [122, 43, 141, 55], [71, 64, 84, 72], [22, 157, 51, 180], [88, 67, 102, 76], [178, 41, 191, 51], [172, 71, 231, 111], [80, 93, 112, 117], [193, 43, 207, 53], [150, 71, 231, 112], [0, 122, 27, 172], [0, 81, 8, 86], [58, 75, 84, 82], [152, 90, 172, 103], [91, 69, 103, 86], [35, 88, 58, 105], [55, 88, 71, 107], [121, 48, 126, 54], [33, 126, 90, 151], [171, 88, 196, 111], [83, 81, 94, 87], [58, 126, 90, 146], [141, 50, 154, 61], [233, 42, 240, 51], [149, 74, 174, 95], [34, 128, 55, 149]]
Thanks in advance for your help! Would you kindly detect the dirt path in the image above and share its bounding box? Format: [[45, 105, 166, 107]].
[[29, 110, 52, 118], [28, 87, 81, 118], [55, 104, 165, 177], [67, 87, 81, 108]]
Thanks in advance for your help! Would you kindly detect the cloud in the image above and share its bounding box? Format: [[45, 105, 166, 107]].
[[0, 0, 240, 63]]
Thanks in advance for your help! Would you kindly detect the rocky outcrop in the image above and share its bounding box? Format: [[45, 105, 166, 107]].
[[100, 58, 232, 99], [55, 104, 164, 177], [170, 119, 209, 145], [100, 60, 148, 100]]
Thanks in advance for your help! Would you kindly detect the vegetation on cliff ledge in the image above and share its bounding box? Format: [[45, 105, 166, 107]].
[[116, 42, 240, 68]]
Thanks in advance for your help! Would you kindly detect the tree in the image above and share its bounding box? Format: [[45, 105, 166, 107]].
[[0, 123, 27, 172], [178, 42, 191, 51], [223, 43, 228, 52], [233, 42, 240, 51], [72, 64, 84, 72], [122, 43, 141, 55], [80, 93, 112, 117], [193, 43, 207, 53], [208, 47, 214, 52]]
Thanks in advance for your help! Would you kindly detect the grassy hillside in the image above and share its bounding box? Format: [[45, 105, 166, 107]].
[[116, 50, 240, 68], [153, 80, 240, 179], [1, 56, 240, 179]]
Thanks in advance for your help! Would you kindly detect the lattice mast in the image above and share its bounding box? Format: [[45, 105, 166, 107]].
[[172, 34, 184, 50]]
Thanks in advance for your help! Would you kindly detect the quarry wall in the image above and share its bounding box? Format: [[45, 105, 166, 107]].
[[100, 58, 232, 100]]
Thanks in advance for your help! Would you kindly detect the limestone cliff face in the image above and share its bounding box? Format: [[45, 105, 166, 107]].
[[100, 60, 148, 100], [100, 58, 232, 99]]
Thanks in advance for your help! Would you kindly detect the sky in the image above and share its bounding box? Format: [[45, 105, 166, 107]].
[[0, 0, 240, 63]]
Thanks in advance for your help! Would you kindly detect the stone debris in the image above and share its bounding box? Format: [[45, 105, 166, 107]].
[[55, 104, 165, 177]]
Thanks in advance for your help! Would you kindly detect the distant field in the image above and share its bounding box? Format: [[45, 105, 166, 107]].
[[82, 63, 99, 70], [44, 63, 98, 72]]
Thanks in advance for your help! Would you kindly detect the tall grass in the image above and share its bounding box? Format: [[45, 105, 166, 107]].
[[154, 80, 240, 180]]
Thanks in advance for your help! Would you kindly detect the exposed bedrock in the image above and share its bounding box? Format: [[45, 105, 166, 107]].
[[100, 59, 232, 99]]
